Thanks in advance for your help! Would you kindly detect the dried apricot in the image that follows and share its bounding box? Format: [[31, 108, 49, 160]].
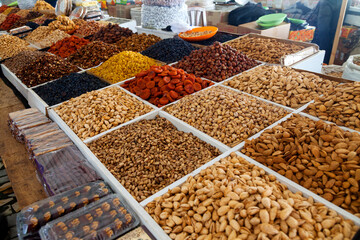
[[159, 97, 169, 105], [185, 84, 194, 94], [146, 81, 156, 89], [169, 90, 179, 99], [193, 82, 202, 91], [140, 88, 151, 99]]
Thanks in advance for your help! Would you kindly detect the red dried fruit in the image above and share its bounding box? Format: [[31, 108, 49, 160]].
[[140, 88, 151, 99], [193, 83, 202, 91], [159, 97, 169, 105], [184, 84, 194, 94], [169, 90, 179, 99], [163, 76, 171, 83], [146, 81, 156, 89]]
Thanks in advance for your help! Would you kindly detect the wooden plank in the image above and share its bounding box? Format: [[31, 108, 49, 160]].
[[0, 78, 47, 209], [329, 0, 349, 64]]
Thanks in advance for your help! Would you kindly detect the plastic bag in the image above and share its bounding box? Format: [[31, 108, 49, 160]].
[[39, 194, 140, 240], [8, 108, 52, 143], [18, 0, 37, 9], [342, 54, 360, 82], [141, 4, 189, 29], [34, 145, 102, 195], [142, 0, 185, 7], [17, 181, 112, 240], [169, 20, 192, 34]]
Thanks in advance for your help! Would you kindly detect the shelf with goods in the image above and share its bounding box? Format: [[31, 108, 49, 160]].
[[0, 13, 359, 239]]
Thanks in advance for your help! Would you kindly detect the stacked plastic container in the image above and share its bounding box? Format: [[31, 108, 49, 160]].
[[141, 0, 189, 29]]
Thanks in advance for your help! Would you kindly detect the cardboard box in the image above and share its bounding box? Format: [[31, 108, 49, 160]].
[[341, 26, 359, 39], [289, 26, 315, 42], [107, 4, 138, 18], [206, 10, 229, 26], [218, 21, 290, 39]]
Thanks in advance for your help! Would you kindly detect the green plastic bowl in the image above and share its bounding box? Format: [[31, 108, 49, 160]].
[[288, 18, 306, 24], [256, 19, 283, 29], [258, 13, 287, 24]]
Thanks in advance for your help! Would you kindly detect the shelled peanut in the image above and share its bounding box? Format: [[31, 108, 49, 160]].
[[54, 87, 153, 140], [306, 82, 360, 131], [224, 36, 306, 64], [145, 153, 359, 240], [224, 65, 339, 109], [88, 117, 220, 202], [242, 114, 360, 216], [165, 86, 288, 147]]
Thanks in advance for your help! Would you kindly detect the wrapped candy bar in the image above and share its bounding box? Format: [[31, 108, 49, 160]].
[[40, 195, 139, 240], [8, 108, 51, 143], [17, 181, 112, 240], [34, 145, 102, 195]]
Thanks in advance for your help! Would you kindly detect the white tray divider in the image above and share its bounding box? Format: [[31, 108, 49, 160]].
[[235, 151, 360, 225], [230, 101, 315, 152], [114, 84, 159, 110], [299, 112, 360, 135], [83, 110, 160, 144], [27, 88, 49, 115], [1, 64, 29, 100], [140, 150, 233, 207], [159, 110, 231, 151], [220, 84, 297, 112]]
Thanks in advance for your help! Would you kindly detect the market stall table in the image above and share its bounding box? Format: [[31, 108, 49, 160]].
[[0, 77, 47, 208]]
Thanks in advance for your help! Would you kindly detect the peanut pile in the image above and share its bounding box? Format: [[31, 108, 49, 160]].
[[225, 36, 306, 64], [54, 87, 153, 140], [25, 26, 70, 48], [224, 65, 339, 109], [165, 86, 288, 147], [242, 114, 360, 216], [88, 117, 220, 202], [306, 82, 360, 131], [146, 153, 359, 240], [0, 35, 35, 59]]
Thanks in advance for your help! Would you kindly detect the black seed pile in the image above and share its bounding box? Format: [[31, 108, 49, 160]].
[[33, 73, 109, 106], [141, 38, 197, 63], [191, 32, 240, 46]]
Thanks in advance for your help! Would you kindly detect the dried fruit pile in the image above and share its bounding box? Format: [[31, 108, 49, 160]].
[[33, 73, 109, 106], [67, 41, 121, 69], [146, 153, 359, 240], [224, 65, 339, 108], [242, 114, 360, 216], [89, 51, 161, 84], [48, 36, 90, 58], [141, 38, 197, 64], [306, 82, 360, 131], [4, 50, 46, 74], [88, 116, 220, 202], [165, 86, 288, 146], [174, 42, 259, 82], [122, 65, 214, 107], [54, 87, 153, 140], [116, 33, 161, 52], [17, 54, 79, 87], [90, 24, 133, 44]]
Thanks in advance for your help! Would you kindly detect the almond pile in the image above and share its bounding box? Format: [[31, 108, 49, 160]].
[[224, 65, 339, 109], [146, 153, 359, 240], [242, 114, 360, 216], [306, 81, 360, 131]]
